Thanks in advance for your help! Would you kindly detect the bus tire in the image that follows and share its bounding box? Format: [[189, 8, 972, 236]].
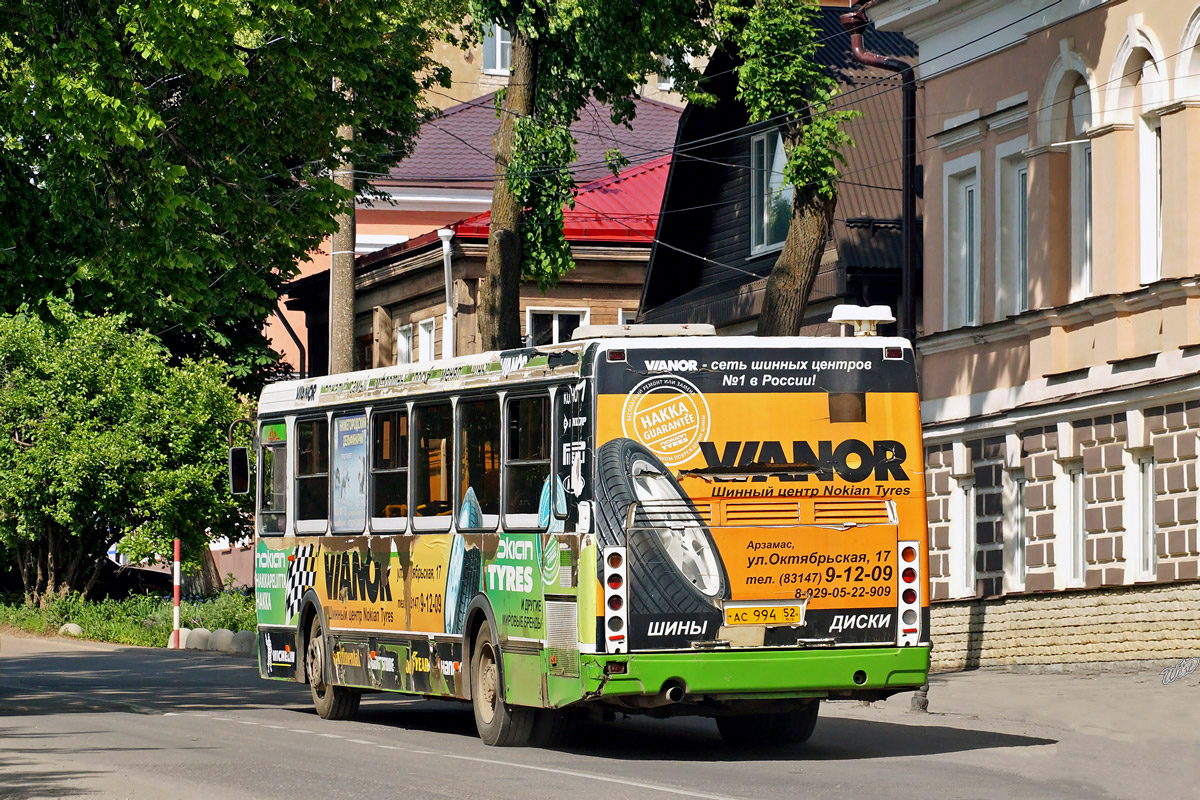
[[471, 624, 536, 746], [595, 438, 728, 614], [715, 701, 819, 747], [307, 615, 360, 721]]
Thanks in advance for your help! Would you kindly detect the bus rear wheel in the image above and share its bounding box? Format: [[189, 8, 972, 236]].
[[307, 616, 360, 721], [471, 625, 537, 746], [716, 702, 819, 747]]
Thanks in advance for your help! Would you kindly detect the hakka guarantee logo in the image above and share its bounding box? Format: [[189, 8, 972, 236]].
[[622, 375, 711, 466]]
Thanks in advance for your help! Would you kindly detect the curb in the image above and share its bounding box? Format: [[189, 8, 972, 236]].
[[167, 627, 255, 657]]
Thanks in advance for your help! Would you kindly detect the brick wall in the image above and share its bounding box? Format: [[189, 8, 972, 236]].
[[1020, 426, 1058, 593], [1147, 402, 1200, 582], [929, 583, 1200, 671], [1074, 414, 1128, 588], [925, 443, 953, 600]]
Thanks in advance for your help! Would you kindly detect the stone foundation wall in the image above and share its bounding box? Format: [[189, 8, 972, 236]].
[[929, 582, 1200, 672]]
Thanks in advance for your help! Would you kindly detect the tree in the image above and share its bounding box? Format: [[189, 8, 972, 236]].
[[469, 0, 710, 350], [0, 1, 451, 391], [714, 0, 857, 336], [0, 303, 247, 606]]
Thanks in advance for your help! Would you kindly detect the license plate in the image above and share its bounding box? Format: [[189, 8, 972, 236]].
[[724, 603, 805, 626]]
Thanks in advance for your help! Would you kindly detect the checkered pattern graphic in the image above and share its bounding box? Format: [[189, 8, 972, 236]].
[[285, 544, 316, 624]]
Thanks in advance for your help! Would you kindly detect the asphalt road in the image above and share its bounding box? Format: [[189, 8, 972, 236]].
[[1, 632, 1196, 800]]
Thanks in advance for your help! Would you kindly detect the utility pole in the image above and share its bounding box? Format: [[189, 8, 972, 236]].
[[329, 78, 356, 375]]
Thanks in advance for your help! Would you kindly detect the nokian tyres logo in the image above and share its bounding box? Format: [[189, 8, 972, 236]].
[[621, 375, 711, 467]]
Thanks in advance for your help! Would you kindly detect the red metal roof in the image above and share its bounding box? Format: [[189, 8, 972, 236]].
[[452, 155, 670, 243]]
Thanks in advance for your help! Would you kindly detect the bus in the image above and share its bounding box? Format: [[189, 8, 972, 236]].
[[230, 309, 930, 746]]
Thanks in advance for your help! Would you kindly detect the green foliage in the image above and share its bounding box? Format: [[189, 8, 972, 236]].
[[0, 591, 257, 647], [470, 0, 710, 287], [714, 0, 858, 200], [0, 0, 450, 391], [0, 303, 248, 602]]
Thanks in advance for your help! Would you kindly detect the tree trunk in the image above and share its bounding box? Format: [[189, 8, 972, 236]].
[[479, 28, 538, 352], [756, 184, 836, 337], [329, 78, 356, 373]]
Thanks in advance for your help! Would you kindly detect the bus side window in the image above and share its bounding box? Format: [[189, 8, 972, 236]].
[[296, 418, 329, 523], [370, 408, 408, 530], [458, 397, 501, 530], [413, 402, 453, 528], [259, 422, 288, 535], [504, 395, 550, 530]]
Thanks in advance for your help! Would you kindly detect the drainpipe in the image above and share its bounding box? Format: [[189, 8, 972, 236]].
[[438, 228, 455, 359], [841, 4, 918, 345], [274, 303, 307, 378]]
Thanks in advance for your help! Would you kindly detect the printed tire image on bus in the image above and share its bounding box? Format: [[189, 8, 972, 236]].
[[596, 438, 729, 620], [444, 534, 481, 636]]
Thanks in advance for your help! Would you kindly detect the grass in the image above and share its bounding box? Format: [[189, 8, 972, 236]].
[[0, 591, 257, 648]]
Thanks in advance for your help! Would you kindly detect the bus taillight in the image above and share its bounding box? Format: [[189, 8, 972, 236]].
[[602, 546, 628, 654], [896, 540, 921, 647]]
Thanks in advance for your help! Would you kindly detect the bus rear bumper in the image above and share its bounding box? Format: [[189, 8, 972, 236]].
[[581, 646, 930, 700]]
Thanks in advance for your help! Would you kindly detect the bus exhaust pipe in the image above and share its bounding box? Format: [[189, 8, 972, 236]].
[[639, 681, 685, 708]]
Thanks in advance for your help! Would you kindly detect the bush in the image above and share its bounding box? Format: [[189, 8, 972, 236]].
[[0, 591, 257, 647]]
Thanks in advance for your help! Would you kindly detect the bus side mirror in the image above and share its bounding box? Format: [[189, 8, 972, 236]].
[[229, 447, 251, 495]]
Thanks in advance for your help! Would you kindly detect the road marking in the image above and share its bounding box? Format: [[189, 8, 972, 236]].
[[263, 725, 288, 730], [237, 720, 259, 725], [290, 729, 313, 734], [316, 733, 344, 739], [348, 739, 375, 745], [433, 753, 744, 800]]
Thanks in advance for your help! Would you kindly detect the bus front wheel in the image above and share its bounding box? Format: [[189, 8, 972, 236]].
[[307, 616, 361, 721], [716, 701, 819, 747], [471, 625, 537, 746]]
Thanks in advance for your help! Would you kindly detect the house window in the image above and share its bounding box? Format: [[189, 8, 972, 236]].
[[618, 308, 638, 325], [526, 308, 589, 346], [1139, 115, 1162, 283], [1138, 454, 1157, 576], [417, 318, 435, 362], [750, 129, 792, 253], [996, 139, 1029, 317], [482, 24, 512, 75], [395, 323, 414, 366], [1070, 142, 1093, 298], [657, 55, 676, 90], [944, 155, 981, 329]]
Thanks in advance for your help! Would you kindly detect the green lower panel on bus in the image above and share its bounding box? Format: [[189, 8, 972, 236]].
[[582, 647, 930, 698]]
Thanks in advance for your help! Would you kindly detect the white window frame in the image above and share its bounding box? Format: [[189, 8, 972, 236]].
[[943, 151, 982, 330], [749, 129, 793, 255], [617, 308, 638, 325], [1069, 141, 1093, 300], [482, 23, 512, 76], [657, 55, 676, 91], [524, 307, 591, 346], [1053, 457, 1086, 589], [417, 318, 436, 362], [1139, 113, 1162, 284], [994, 136, 1029, 318], [1124, 447, 1157, 581], [1002, 467, 1027, 593], [394, 323, 414, 366]]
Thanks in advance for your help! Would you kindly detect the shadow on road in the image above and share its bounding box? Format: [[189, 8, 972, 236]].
[[351, 697, 1057, 762], [0, 644, 308, 715], [0, 752, 101, 799]]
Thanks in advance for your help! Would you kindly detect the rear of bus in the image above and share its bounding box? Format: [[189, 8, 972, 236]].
[[584, 331, 930, 711]]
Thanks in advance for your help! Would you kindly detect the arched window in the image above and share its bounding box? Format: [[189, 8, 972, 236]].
[[1107, 27, 1168, 284], [1175, 8, 1200, 104], [1038, 46, 1096, 303]]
